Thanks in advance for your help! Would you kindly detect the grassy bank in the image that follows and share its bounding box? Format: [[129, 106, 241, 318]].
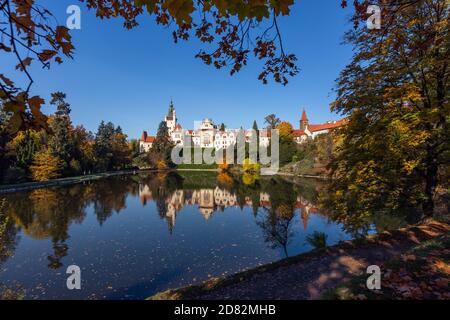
[[177, 164, 218, 170], [149, 221, 450, 300]]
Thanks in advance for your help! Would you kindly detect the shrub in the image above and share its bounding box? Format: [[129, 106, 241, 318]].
[[2, 167, 27, 184]]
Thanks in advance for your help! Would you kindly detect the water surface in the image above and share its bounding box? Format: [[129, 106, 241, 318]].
[[0, 172, 392, 299]]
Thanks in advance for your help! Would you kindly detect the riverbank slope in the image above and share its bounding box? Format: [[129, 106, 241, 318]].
[[150, 220, 450, 300]]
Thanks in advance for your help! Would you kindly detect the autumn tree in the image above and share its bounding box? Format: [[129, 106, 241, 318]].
[[0, 1, 74, 133], [71, 125, 95, 174], [6, 129, 42, 171], [276, 121, 296, 165], [277, 121, 293, 141], [327, 0, 450, 220], [30, 148, 64, 181], [110, 126, 132, 170], [0, 0, 298, 134]]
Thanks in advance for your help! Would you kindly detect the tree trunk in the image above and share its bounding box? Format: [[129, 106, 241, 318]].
[[422, 152, 438, 218]]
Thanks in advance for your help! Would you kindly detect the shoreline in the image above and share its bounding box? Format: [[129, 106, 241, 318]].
[[0, 168, 326, 194], [0, 170, 140, 194], [149, 220, 450, 300]]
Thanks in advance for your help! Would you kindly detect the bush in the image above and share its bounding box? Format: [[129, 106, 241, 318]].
[[69, 159, 82, 175], [132, 153, 151, 169], [243, 158, 261, 173], [2, 167, 27, 184]]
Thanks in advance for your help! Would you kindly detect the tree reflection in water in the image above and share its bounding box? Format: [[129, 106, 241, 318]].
[[1, 171, 413, 279]]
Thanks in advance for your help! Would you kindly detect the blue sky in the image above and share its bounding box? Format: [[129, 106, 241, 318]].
[[2, 1, 355, 139]]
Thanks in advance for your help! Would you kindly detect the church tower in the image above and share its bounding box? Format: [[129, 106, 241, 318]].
[[300, 109, 309, 131], [165, 99, 177, 133]]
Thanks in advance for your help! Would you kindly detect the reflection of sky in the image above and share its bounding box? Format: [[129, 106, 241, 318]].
[[0, 189, 350, 300]]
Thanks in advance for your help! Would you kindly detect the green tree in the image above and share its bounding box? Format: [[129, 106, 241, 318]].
[[48, 92, 73, 171], [128, 139, 140, 159], [152, 121, 174, 167], [93, 121, 116, 171], [252, 120, 259, 132]]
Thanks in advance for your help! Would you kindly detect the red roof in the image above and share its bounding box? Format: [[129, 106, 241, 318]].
[[174, 124, 183, 130], [308, 119, 346, 132], [144, 136, 155, 143], [293, 129, 306, 137], [301, 109, 308, 121], [140, 131, 155, 143]]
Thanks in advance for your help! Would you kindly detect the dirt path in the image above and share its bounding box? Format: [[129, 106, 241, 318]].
[[151, 221, 450, 300]]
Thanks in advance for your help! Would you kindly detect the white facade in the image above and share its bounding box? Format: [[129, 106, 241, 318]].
[[141, 104, 345, 152], [214, 131, 236, 150]]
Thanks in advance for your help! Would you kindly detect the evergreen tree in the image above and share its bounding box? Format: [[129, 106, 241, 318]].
[[48, 92, 73, 169], [252, 120, 258, 132], [93, 121, 131, 171], [152, 121, 174, 167], [93, 121, 115, 171]]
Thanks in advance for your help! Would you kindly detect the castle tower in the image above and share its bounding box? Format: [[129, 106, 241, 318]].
[[165, 99, 177, 133], [300, 109, 309, 131]]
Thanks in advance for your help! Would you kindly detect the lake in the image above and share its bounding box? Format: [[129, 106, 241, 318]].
[[0, 171, 405, 299]]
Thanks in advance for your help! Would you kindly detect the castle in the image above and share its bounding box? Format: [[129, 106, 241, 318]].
[[139, 101, 345, 153]]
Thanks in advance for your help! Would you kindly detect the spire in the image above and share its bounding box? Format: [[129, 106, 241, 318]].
[[300, 108, 309, 131], [301, 108, 308, 121], [167, 99, 174, 117]]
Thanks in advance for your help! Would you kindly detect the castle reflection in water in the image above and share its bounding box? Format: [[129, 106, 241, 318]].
[[138, 184, 318, 231]]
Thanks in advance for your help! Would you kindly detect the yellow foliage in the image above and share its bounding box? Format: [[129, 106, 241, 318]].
[[219, 163, 229, 172], [217, 172, 234, 188], [276, 204, 294, 219], [30, 148, 63, 181], [276, 121, 293, 140], [242, 172, 259, 185], [156, 160, 168, 170], [242, 158, 260, 173]]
